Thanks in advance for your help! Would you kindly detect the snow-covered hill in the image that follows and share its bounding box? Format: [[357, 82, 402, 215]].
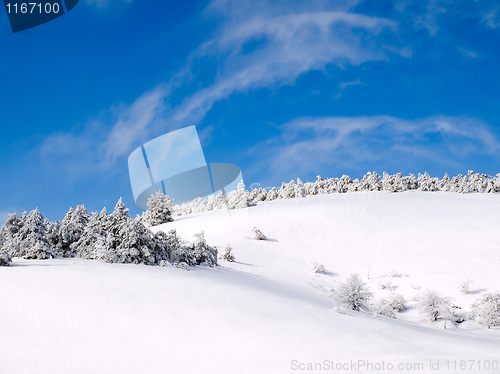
[[1, 192, 499, 374]]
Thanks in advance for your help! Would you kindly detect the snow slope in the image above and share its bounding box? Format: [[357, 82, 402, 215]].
[[1, 192, 499, 374]]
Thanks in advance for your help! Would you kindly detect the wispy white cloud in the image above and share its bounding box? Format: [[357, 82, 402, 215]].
[[481, 4, 500, 28], [40, 0, 401, 175], [171, 6, 398, 125], [249, 115, 500, 179], [41, 86, 168, 175]]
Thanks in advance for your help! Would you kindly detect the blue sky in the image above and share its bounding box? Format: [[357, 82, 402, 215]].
[[1, 0, 499, 222]]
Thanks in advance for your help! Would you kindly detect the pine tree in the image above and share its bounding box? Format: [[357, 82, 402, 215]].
[[45, 219, 62, 256], [166, 229, 195, 266], [143, 191, 174, 226], [227, 180, 253, 209], [191, 231, 218, 266], [0, 213, 23, 257], [105, 197, 131, 253], [60, 205, 89, 257], [73, 209, 108, 260], [115, 219, 156, 264], [15, 208, 52, 260]]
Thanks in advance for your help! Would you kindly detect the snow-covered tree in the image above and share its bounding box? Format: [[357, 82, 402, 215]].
[[143, 191, 174, 226], [227, 180, 254, 209], [0, 250, 11, 266], [252, 227, 266, 240], [15, 208, 52, 259], [0, 213, 23, 257], [265, 187, 279, 201], [73, 209, 108, 260], [249, 188, 267, 204], [337, 274, 372, 311], [105, 197, 131, 252], [191, 231, 218, 267], [60, 205, 89, 257], [115, 219, 156, 264], [417, 290, 456, 322], [469, 292, 500, 329], [45, 219, 62, 255], [164, 229, 195, 266], [294, 178, 306, 198]]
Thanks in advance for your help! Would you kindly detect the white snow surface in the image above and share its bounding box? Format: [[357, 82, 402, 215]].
[[1, 192, 500, 373]]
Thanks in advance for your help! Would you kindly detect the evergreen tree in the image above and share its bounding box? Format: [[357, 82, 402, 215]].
[[143, 191, 174, 226], [115, 219, 156, 264], [60, 205, 89, 257], [0, 213, 23, 257], [15, 208, 52, 260], [73, 209, 108, 260], [191, 231, 218, 267], [227, 180, 253, 209]]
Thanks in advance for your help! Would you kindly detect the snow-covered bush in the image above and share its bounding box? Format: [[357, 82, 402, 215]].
[[143, 191, 174, 226], [374, 300, 396, 318], [417, 290, 456, 322], [378, 279, 394, 291], [469, 292, 500, 329], [310, 262, 327, 274], [0, 251, 11, 266], [460, 279, 473, 294], [252, 227, 267, 240], [222, 245, 235, 262], [337, 274, 372, 311]]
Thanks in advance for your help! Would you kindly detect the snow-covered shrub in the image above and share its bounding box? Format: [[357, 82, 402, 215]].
[[0, 251, 11, 266], [337, 274, 372, 311], [389, 270, 404, 278], [143, 191, 173, 226], [469, 292, 500, 329], [386, 293, 407, 312], [460, 279, 473, 294], [252, 227, 267, 240], [176, 261, 189, 270], [310, 262, 327, 274], [378, 279, 394, 291], [417, 290, 456, 322], [374, 300, 396, 318], [222, 245, 235, 262]]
